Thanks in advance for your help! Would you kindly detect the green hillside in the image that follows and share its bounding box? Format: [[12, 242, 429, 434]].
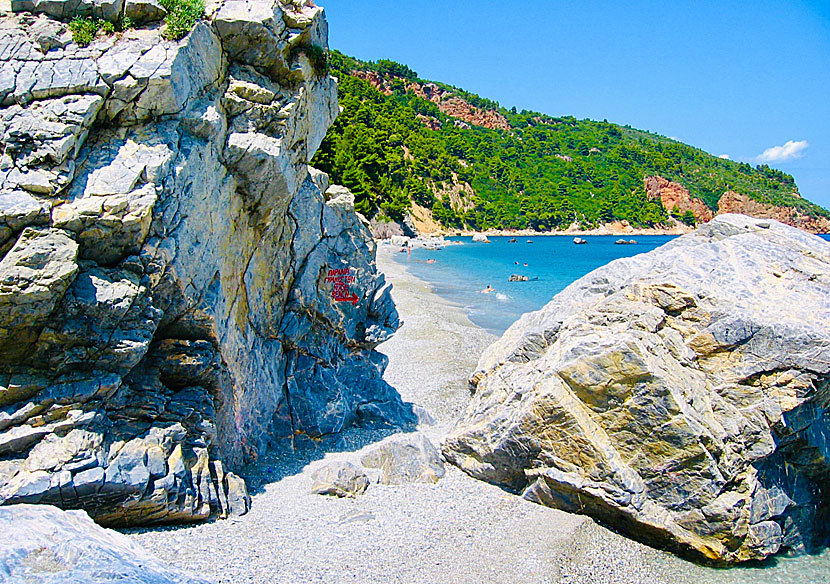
[[312, 51, 827, 231]]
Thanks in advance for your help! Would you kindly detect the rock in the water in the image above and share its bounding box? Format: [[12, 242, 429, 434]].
[[0, 2, 413, 526], [362, 433, 445, 485], [0, 504, 210, 583], [311, 460, 370, 498], [443, 215, 830, 564]]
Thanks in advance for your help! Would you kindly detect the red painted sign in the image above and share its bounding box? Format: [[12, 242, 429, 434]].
[[325, 267, 359, 305]]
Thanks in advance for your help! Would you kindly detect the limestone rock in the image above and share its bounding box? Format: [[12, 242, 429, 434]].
[[0, 3, 412, 527], [444, 215, 830, 564], [0, 504, 211, 583], [0, 191, 50, 244], [362, 433, 445, 485], [311, 460, 370, 498], [124, 0, 167, 23], [213, 0, 288, 78], [109, 24, 223, 123], [0, 227, 78, 359]]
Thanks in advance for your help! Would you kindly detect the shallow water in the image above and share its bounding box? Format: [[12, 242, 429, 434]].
[[394, 235, 675, 335]]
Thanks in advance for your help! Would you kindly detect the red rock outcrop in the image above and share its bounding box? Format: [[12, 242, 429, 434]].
[[717, 191, 830, 234], [436, 97, 511, 131], [406, 82, 511, 130], [416, 113, 441, 131], [407, 81, 444, 102], [351, 70, 393, 95], [351, 71, 510, 131], [644, 176, 714, 223]]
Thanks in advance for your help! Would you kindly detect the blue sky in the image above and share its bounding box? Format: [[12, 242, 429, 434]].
[[320, 0, 830, 209]]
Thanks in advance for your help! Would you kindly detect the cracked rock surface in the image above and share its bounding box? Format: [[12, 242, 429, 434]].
[[444, 215, 830, 565], [0, 0, 414, 526]]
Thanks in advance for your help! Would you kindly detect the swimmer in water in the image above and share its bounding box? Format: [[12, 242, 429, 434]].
[[481, 285, 494, 294]]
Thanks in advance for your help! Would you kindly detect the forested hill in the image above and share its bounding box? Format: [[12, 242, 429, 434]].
[[311, 51, 829, 233]]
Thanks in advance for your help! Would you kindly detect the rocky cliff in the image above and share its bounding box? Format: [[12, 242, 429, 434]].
[[717, 190, 830, 234], [0, 0, 414, 526], [646, 175, 830, 234], [644, 175, 713, 224], [444, 214, 830, 564], [350, 71, 510, 131]]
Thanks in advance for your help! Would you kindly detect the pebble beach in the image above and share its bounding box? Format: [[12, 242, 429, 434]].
[[125, 246, 815, 584]]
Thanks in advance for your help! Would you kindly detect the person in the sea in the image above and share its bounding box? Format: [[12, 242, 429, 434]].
[[480, 284, 494, 294]]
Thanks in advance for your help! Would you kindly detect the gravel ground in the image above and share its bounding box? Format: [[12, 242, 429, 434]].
[[126, 246, 826, 584]]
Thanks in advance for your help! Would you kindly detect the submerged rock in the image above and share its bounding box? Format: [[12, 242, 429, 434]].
[[0, 2, 414, 526], [444, 215, 830, 564]]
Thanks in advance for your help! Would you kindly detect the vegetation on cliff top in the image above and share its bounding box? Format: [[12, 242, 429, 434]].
[[160, 0, 205, 41], [68, 0, 203, 47], [312, 51, 827, 231]]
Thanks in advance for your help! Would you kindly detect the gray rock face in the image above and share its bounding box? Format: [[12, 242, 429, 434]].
[[444, 215, 830, 564], [311, 460, 369, 498], [0, 504, 210, 583], [362, 433, 445, 485], [0, 2, 414, 526]]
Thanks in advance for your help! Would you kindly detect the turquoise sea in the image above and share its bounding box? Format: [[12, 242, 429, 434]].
[[396, 234, 830, 336], [395, 235, 676, 335], [393, 233, 830, 583]]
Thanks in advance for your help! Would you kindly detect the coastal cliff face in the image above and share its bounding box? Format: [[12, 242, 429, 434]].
[[444, 214, 830, 564], [717, 190, 830, 234], [350, 71, 510, 131], [646, 175, 829, 234], [0, 0, 414, 526], [644, 176, 713, 224]]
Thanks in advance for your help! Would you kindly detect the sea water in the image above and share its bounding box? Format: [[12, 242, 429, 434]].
[[392, 233, 830, 583], [395, 235, 675, 335]]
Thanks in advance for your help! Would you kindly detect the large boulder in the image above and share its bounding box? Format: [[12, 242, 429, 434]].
[[0, 504, 210, 583], [362, 433, 445, 485], [444, 215, 830, 564], [0, 2, 413, 526], [310, 460, 370, 498]]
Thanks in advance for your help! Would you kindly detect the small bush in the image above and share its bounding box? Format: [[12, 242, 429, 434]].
[[290, 43, 329, 76], [161, 0, 205, 41], [69, 17, 103, 47], [69, 15, 134, 47]]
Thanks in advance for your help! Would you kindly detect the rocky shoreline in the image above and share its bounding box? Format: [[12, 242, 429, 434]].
[[8, 241, 827, 583], [124, 247, 592, 584], [124, 246, 798, 584]]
